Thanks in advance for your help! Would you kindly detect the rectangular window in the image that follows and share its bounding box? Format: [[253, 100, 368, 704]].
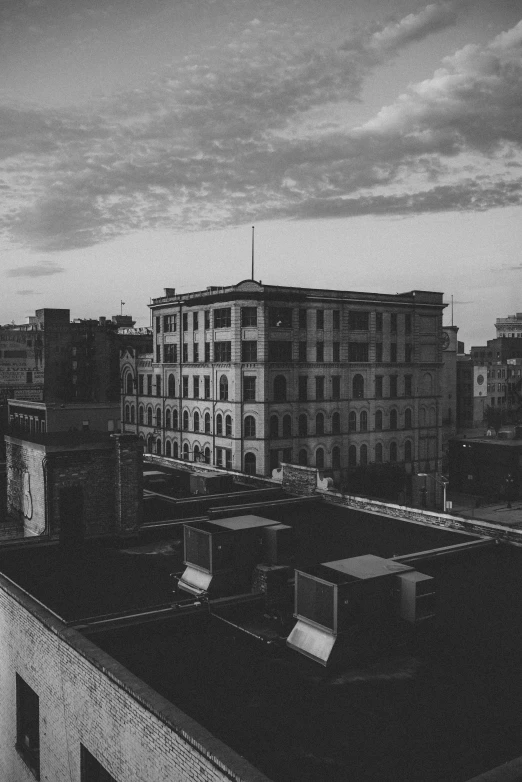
[[390, 343, 397, 363], [349, 311, 369, 331], [156, 345, 161, 363], [204, 342, 210, 362], [375, 312, 383, 332], [332, 375, 341, 400], [204, 375, 211, 399], [183, 343, 189, 363], [193, 342, 199, 363], [204, 310, 210, 330], [316, 309, 324, 330], [147, 375, 152, 396], [268, 341, 292, 362], [193, 376, 199, 398], [243, 376, 256, 401], [316, 376, 325, 401], [298, 376, 308, 401], [138, 375, 144, 395], [156, 376, 161, 396], [390, 375, 398, 398], [375, 342, 383, 362], [216, 448, 223, 467], [405, 314, 412, 335], [81, 744, 117, 782], [269, 308, 292, 328], [390, 313, 398, 333], [348, 342, 369, 362], [164, 344, 177, 363], [241, 341, 257, 362], [155, 316, 161, 335], [375, 375, 383, 398], [333, 310, 340, 331], [182, 313, 188, 332], [163, 314, 177, 332], [16, 674, 39, 779], [193, 312, 199, 331], [298, 341, 307, 362], [182, 376, 188, 397], [241, 307, 257, 327], [214, 308, 231, 328], [333, 342, 340, 362], [299, 309, 307, 329], [214, 341, 231, 362], [405, 343, 413, 363], [316, 342, 324, 362], [26, 371, 33, 384], [404, 374, 413, 396]]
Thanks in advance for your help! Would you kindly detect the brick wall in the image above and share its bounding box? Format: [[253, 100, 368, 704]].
[[112, 433, 143, 535], [0, 573, 270, 782], [280, 463, 317, 495], [6, 441, 46, 537]]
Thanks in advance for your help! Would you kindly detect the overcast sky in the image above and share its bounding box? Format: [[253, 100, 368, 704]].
[[1, 0, 522, 347]]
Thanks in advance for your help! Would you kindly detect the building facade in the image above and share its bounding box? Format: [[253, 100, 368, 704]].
[[121, 280, 446, 479], [495, 312, 522, 339]]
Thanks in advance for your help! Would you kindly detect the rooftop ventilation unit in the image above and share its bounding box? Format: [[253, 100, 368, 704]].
[[178, 515, 286, 596], [287, 555, 433, 666], [189, 471, 234, 496]]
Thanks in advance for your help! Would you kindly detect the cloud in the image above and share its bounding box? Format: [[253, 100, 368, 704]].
[[16, 289, 39, 295], [369, 3, 458, 53], [6, 262, 65, 276]]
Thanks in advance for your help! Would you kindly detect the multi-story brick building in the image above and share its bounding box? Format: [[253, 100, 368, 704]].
[[121, 280, 446, 479]]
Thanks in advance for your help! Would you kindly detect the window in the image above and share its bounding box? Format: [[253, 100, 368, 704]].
[[204, 310, 210, 330], [405, 343, 413, 363], [126, 374, 133, 395], [241, 307, 257, 327], [390, 313, 397, 333], [316, 448, 325, 469], [404, 440, 412, 462], [193, 411, 200, 432], [138, 375, 144, 395], [298, 414, 308, 437], [349, 311, 369, 331], [174, 441, 179, 458], [283, 415, 292, 437], [390, 409, 398, 430], [183, 443, 189, 460], [298, 341, 307, 362], [244, 416, 256, 438], [244, 453, 257, 474], [332, 375, 341, 400], [348, 343, 369, 362], [274, 375, 287, 401], [193, 445, 201, 462], [316, 413, 325, 435], [156, 408, 161, 427], [182, 313, 188, 332], [360, 410, 368, 432], [193, 343, 199, 363], [390, 375, 398, 398], [156, 376, 161, 396], [243, 376, 256, 401], [375, 312, 383, 332], [375, 375, 383, 398], [130, 406, 135, 424], [405, 408, 413, 429], [219, 375, 228, 400], [225, 414, 232, 437], [205, 412, 211, 433], [147, 407, 153, 426], [193, 376, 199, 398], [316, 342, 324, 362], [242, 341, 257, 361], [215, 341, 231, 362], [214, 308, 231, 328], [332, 412, 341, 434], [167, 374, 175, 397], [299, 449, 308, 466], [81, 745, 117, 782], [164, 344, 177, 363], [139, 405, 144, 424], [155, 316, 161, 335], [375, 342, 383, 362], [16, 674, 39, 779], [270, 415, 279, 438], [405, 314, 412, 335], [269, 308, 292, 328], [147, 375, 152, 396], [268, 341, 292, 361], [193, 312, 199, 331], [165, 409, 171, 429], [204, 375, 210, 399], [183, 343, 189, 363], [183, 410, 189, 430], [375, 442, 383, 463], [316, 376, 325, 401], [225, 449, 232, 470], [352, 374, 364, 398], [333, 310, 340, 331], [316, 310, 324, 330], [390, 442, 398, 462], [165, 440, 172, 457], [404, 374, 413, 396], [331, 446, 340, 469], [390, 343, 397, 363], [348, 411, 356, 432], [299, 309, 307, 329], [216, 414, 223, 436], [360, 444, 368, 466], [156, 438, 162, 455], [348, 445, 357, 467], [182, 376, 189, 397], [204, 342, 211, 362], [164, 315, 177, 332], [332, 342, 340, 362], [375, 410, 383, 431]]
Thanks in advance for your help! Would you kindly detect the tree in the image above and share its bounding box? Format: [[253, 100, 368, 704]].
[[484, 405, 503, 433]]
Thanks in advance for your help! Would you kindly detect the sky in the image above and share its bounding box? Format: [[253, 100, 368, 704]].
[[1, 0, 522, 347]]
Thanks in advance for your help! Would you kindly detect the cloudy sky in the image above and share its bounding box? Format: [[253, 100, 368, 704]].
[[1, 0, 522, 346]]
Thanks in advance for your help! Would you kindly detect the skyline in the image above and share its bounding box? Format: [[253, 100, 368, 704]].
[[1, 0, 522, 347]]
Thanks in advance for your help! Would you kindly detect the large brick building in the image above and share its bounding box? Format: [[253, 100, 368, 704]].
[[121, 280, 445, 480]]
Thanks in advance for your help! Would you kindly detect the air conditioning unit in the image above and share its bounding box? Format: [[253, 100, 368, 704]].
[[261, 524, 293, 566], [397, 571, 435, 623], [189, 471, 234, 495]]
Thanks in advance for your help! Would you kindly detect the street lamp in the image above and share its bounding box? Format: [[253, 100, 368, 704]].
[[417, 473, 449, 512]]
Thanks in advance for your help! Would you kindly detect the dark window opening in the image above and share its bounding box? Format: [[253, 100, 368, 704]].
[[16, 674, 40, 779]]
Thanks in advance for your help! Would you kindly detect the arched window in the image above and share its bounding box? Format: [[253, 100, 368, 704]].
[[375, 410, 383, 431], [353, 374, 364, 399], [156, 408, 162, 427], [168, 374, 175, 397], [219, 375, 228, 401], [204, 446, 211, 464], [316, 448, 325, 469], [421, 372, 433, 394], [316, 413, 324, 435], [173, 409, 179, 430], [183, 410, 189, 430], [270, 415, 279, 438], [125, 404, 130, 423], [130, 405, 135, 424], [429, 406, 436, 426], [165, 409, 171, 429], [166, 440, 172, 457], [375, 442, 383, 463], [173, 441, 179, 459], [193, 445, 200, 462], [332, 446, 341, 469], [360, 444, 368, 466], [274, 375, 287, 401], [192, 411, 199, 431], [225, 415, 232, 437], [360, 410, 368, 432], [420, 407, 427, 426], [298, 414, 308, 437], [147, 407, 153, 427], [126, 374, 133, 395], [298, 449, 308, 466], [156, 438, 162, 455], [332, 412, 341, 434], [183, 443, 189, 460], [139, 405, 144, 425], [204, 412, 211, 434], [283, 415, 292, 437], [146, 435, 153, 453], [244, 452, 257, 475], [216, 413, 223, 436], [404, 440, 412, 462], [244, 416, 256, 438], [348, 445, 357, 467], [390, 442, 398, 462], [390, 409, 398, 430], [405, 408, 412, 429], [348, 411, 356, 432]]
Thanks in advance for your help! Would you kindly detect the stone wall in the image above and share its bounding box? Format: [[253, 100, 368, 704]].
[[280, 463, 317, 495]]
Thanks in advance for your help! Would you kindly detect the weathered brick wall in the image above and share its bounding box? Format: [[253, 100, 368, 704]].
[[280, 463, 317, 495], [0, 575, 270, 782], [112, 433, 143, 534], [6, 441, 46, 537]]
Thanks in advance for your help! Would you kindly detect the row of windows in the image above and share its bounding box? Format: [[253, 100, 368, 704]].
[[141, 436, 233, 470], [272, 439, 414, 470]]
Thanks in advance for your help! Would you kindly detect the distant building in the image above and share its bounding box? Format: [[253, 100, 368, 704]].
[[121, 280, 446, 483], [440, 325, 459, 460], [495, 312, 522, 338]]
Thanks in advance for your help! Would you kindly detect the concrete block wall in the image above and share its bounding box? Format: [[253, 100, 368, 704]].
[[0, 574, 270, 782]]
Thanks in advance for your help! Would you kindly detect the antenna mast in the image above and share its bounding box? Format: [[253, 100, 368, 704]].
[[251, 226, 255, 281], [451, 294, 454, 327]]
